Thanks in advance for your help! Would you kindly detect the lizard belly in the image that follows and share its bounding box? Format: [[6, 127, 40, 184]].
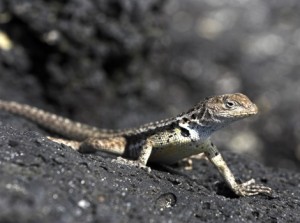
[[149, 142, 205, 164]]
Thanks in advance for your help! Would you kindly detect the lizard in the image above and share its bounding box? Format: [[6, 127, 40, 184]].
[[0, 93, 272, 196]]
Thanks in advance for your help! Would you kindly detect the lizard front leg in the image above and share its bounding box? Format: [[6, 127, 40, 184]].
[[204, 142, 272, 196], [113, 139, 153, 171]]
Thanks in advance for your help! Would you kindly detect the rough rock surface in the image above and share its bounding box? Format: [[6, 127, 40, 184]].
[[1, 0, 300, 222]]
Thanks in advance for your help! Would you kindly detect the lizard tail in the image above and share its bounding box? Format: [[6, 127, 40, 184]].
[[0, 100, 116, 140]]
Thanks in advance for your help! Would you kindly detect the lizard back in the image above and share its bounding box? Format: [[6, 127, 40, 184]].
[[0, 99, 179, 140]]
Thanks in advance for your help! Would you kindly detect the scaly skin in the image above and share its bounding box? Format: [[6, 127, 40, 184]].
[[0, 93, 272, 196]]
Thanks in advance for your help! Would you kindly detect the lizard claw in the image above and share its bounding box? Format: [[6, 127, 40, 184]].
[[233, 179, 272, 196], [112, 157, 151, 173]]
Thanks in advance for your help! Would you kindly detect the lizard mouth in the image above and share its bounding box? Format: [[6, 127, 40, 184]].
[[248, 104, 258, 115], [238, 106, 258, 117], [220, 104, 258, 118]]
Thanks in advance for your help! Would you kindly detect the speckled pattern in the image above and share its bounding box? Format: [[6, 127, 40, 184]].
[[0, 93, 272, 196]]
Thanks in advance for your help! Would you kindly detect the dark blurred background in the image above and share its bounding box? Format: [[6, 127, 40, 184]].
[[0, 0, 300, 170]]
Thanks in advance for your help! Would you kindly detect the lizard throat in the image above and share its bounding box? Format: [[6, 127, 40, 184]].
[[178, 122, 217, 141]]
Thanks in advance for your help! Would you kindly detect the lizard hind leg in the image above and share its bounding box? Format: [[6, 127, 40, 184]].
[[47, 136, 127, 155], [79, 137, 126, 155], [176, 153, 206, 170], [47, 136, 81, 151]]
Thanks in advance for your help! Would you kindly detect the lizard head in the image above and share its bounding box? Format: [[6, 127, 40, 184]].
[[205, 93, 258, 120], [178, 93, 258, 136]]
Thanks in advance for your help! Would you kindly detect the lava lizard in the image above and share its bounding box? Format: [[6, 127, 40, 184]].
[[0, 93, 272, 196]]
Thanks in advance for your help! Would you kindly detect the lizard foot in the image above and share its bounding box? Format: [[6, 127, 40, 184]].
[[176, 158, 193, 170], [112, 157, 151, 173], [176, 153, 207, 170], [233, 179, 272, 196], [47, 136, 80, 150]]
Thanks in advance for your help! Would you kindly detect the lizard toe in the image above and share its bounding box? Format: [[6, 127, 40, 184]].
[[234, 180, 272, 196], [112, 157, 151, 172]]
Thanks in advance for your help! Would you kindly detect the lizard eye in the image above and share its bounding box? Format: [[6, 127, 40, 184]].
[[225, 100, 236, 108]]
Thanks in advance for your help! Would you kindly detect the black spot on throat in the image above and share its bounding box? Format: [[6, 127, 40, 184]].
[[180, 127, 190, 137], [182, 117, 189, 123]]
